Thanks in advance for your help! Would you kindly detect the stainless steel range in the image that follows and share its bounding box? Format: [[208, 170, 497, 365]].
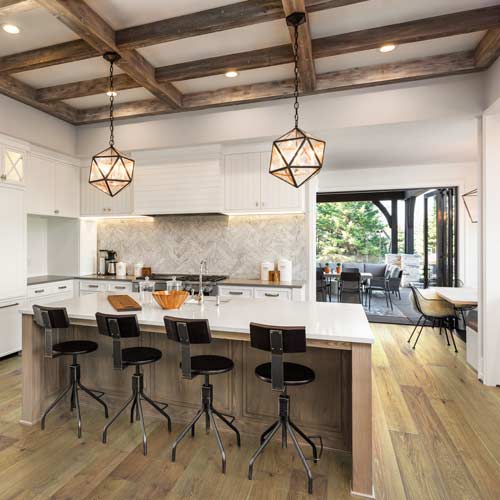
[[133, 273, 228, 296]]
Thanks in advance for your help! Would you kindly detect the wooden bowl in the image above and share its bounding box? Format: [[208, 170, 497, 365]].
[[153, 290, 190, 310]]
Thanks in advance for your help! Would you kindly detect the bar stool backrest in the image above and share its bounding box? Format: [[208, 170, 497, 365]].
[[249, 323, 306, 392], [163, 316, 212, 379], [33, 305, 69, 358], [95, 313, 140, 369]]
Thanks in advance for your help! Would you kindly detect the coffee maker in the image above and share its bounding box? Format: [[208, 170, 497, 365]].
[[99, 250, 117, 276]]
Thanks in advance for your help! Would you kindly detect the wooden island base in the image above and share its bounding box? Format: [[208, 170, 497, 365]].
[[21, 315, 373, 498]]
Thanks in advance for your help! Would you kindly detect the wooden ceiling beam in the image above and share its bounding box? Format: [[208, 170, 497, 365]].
[[77, 51, 477, 123], [115, 0, 367, 50], [312, 5, 500, 58], [0, 73, 79, 123], [36, 0, 182, 109], [0, 40, 97, 73], [0, 0, 38, 15], [475, 29, 500, 69], [36, 73, 137, 102], [281, 1, 316, 91]]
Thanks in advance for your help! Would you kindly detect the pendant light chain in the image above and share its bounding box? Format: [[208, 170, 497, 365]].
[[293, 22, 300, 129], [109, 59, 115, 147]]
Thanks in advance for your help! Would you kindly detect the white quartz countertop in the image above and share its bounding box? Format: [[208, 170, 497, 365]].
[[20, 292, 374, 344]]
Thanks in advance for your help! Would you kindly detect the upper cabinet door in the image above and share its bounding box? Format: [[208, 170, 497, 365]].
[[259, 152, 303, 211], [25, 155, 54, 215], [224, 153, 261, 212], [0, 186, 25, 300], [1, 149, 25, 186], [54, 163, 80, 218]]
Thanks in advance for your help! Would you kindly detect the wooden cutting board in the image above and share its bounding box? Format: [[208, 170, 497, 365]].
[[108, 295, 142, 311]]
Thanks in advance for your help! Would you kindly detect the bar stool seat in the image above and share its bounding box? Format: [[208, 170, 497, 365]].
[[122, 346, 162, 365], [189, 355, 234, 375], [53, 340, 98, 355], [255, 362, 315, 386]]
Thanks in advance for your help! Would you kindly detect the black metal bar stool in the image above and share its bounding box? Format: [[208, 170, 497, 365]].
[[164, 315, 241, 473], [96, 313, 172, 455], [248, 323, 322, 495], [33, 305, 108, 438]]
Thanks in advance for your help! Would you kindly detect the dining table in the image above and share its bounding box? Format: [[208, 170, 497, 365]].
[[433, 287, 478, 307]]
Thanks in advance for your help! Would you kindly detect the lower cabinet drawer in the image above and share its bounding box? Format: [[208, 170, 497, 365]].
[[219, 286, 254, 298], [109, 282, 133, 293], [80, 281, 107, 292], [254, 288, 292, 300], [27, 280, 73, 298]]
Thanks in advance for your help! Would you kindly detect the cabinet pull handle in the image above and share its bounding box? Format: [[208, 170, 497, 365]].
[[0, 174, 6, 180], [88, 285, 99, 288], [34, 289, 45, 294], [58, 286, 67, 290], [265, 293, 280, 297], [0, 302, 19, 309], [255, 201, 259, 207], [115, 286, 126, 290], [54, 209, 60, 214], [229, 291, 243, 295]]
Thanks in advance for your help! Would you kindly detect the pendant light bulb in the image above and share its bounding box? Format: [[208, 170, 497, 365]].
[[269, 12, 325, 188], [89, 53, 135, 198]]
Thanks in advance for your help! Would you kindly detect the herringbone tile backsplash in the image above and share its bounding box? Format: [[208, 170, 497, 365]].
[[97, 214, 307, 280]]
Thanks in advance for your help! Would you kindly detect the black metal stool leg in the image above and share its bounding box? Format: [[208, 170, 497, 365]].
[[208, 409, 227, 473], [413, 324, 425, 349], [78, 383, 109, 418], [248, 421, 281, 480], [448, 326, 458, 353], [288, 419, 318, 463], [130, 399, 136, 423], [259, 420, 280, 444], [287, 422, 314, 494], [212, 409, 241, 446], [140, 391, 172, 432], [136, 394, 147, 456], [102, 392, 135, 444], [408, 316, 423, 343], [41, 383, 73, 430], [171, 408, 204, 462], [73, 383, 82, 439]]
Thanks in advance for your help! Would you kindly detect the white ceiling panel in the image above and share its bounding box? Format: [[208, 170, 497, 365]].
[[174, 63, 294, 94], [0, 7, 78, 57], [310, 0, 500, 39], [14, 58, 124, 89], [316, 32, 485, 74], [138, 20, 290, 67], [63, 88, 154, 110], [86, 0, 239, 30]]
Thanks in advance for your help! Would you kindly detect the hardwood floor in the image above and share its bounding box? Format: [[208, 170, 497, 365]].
[[0, 324, 499, 499]]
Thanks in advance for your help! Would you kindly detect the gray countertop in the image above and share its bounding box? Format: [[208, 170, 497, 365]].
[[27, 275, 75, 286], [79, 274, 137, 282], [219, 278, 305, 289]]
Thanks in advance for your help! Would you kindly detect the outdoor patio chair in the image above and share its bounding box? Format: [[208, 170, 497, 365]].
[[366, 267, 393, 311], [338, 271, 363, 304], [388, 268, 403, 300], [316, 267, 331, 301]]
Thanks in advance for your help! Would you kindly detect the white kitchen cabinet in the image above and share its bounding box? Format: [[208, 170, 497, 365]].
[[134, 160, 223, 215], [224, 153, 261, 212], [26, 154, 80, 217], [218, 284, 305, 301], [54, 163, 80, 217], [27, 280, 74, 299], [224, 152, 304, 214], [1, 148, 25, 186], [0, 185, 26, 301], [80, 168, 133, 216], [0, 299, 23, 357]]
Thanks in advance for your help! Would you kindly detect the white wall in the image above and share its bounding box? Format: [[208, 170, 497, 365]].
[[0, 94, 76, 156], [484, 58, 500, 111], [318, 161, 479, 288], [27, 216, 48, 278], [76, 74, 484, 157]]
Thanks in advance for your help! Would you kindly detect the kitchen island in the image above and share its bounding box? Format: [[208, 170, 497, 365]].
[[20, 293, 374, 498]]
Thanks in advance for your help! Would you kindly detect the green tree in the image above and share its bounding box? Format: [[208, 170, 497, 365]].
[[316, 202, 390, 263]]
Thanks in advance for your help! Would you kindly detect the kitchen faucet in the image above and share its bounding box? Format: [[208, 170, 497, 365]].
[[197, 259, 208, 304]]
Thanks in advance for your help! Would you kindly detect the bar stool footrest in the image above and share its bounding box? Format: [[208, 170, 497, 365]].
[[305, 435, 323, 462], [216, 411, 236, 425]]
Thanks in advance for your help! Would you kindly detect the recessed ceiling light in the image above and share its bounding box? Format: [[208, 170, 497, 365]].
[[225, 70, 239, 78], [2, 24, 20, 35], [106, 90, 117, 97], [379, 44, 396, 53]]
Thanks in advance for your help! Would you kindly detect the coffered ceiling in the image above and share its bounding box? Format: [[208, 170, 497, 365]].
[[0, 0, 499, 125]]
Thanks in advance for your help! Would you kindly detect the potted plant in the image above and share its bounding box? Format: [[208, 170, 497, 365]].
[[324, 262, 331, 273], [335, 262, 342, 273]]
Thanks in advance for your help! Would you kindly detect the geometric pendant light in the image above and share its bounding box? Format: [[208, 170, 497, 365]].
[[270, 12, 325, 188], [89, 52, 135, 197]]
